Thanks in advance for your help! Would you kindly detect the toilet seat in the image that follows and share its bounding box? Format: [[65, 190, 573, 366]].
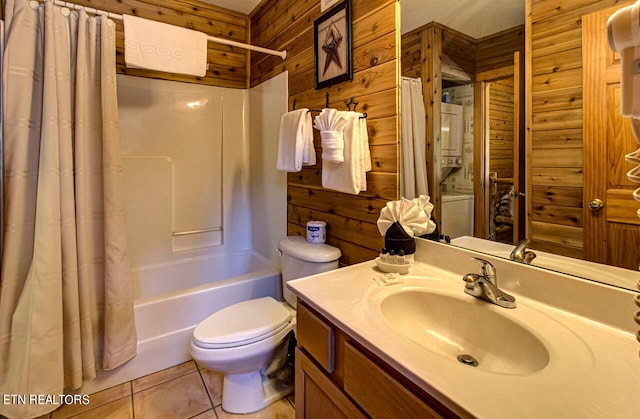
[[193, 297, 292, 349]]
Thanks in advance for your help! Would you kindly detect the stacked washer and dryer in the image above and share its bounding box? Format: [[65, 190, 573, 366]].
[[441, 193, 475, 238], [441, 102, 474, 239]]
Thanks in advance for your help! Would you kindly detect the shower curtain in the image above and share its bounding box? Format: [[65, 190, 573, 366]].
[[400, 77, 429, 200], [1, 0, 136, 417]]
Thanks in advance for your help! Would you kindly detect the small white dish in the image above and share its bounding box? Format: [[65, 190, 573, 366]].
[[375, 257, 413, 275]]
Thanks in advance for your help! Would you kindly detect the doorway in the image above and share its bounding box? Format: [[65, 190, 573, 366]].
[[475, 51, 525, 245]]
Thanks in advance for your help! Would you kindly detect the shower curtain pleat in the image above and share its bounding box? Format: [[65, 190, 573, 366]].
[[401, 77, 429, 199], [0, 20, 4, 269], [0, 1, 137, 417]]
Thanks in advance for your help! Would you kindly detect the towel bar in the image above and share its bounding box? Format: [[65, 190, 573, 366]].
[[38, 0, 287, 59], [172, 227, 223, 237]]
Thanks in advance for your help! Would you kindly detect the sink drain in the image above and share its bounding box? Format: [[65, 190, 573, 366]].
[[457, 354, 479, 367]]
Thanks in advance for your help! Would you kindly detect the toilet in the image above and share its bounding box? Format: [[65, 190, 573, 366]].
[[190, 236, 341, 414]]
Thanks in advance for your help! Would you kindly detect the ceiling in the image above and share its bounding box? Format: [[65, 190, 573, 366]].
[[401, 0, 524, 38], [201, 0, 259, 14], [200, 0, 524, 39]]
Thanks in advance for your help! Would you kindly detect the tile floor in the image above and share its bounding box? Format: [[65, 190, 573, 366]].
[[37, 361, 295, 419]]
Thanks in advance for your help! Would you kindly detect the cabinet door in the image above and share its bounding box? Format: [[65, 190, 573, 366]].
[[295, 348, 366, 419], [441, 103, 464, 157], [344, 342, 444, 419], [297, 301, 335, 373]]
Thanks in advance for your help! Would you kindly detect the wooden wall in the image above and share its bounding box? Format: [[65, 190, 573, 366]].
[[69, 0, 249, 88], [488, 79, 515, 179], [526, 0, 629, 258], [249, 0, 400, 266], [476, 25, 526, 75]]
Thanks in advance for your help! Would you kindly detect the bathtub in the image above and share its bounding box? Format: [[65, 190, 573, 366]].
[[76, 250, 281, 395]]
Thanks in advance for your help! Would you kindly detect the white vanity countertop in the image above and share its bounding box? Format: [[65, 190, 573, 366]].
[[287, 238, 640, 418]]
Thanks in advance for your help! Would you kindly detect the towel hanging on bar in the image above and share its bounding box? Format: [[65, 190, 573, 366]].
[[35, 0, 287, 60], [123, 15, 208, 77]]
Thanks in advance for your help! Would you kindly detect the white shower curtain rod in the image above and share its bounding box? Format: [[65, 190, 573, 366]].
[[36, 0, 287, 59]]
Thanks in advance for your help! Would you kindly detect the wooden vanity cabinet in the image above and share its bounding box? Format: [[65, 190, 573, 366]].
[[295, 299, 457, 419]]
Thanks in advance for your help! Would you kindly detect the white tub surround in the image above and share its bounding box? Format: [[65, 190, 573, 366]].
[[67, 72, 288, 397], [74, 251, 280, 395], [288, 238, 640, 418]]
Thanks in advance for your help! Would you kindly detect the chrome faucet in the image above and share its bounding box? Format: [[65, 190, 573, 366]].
[[510, 239, 537, 264], [462, 258, 516, 309]]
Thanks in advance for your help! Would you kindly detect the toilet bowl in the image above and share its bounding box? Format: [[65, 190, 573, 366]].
[[190, 236, 341, 414], [190, 297, 296, 413]]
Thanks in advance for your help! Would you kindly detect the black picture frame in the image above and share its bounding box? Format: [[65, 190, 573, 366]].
[[314, 0, 352, 90]]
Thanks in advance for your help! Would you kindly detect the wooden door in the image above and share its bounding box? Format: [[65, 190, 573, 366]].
[[486, 77, 516, 243], [513, 51, 525, 244], [479, 51, 524, 245], [583, 6, 640, 270]]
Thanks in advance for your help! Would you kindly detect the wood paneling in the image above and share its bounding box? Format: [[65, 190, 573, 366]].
[[607, 190, 640, 226], [489, 79, 515, 179], [250, 0, 400, 265], [608, 222, 640, 268], [70, 0, 248, 88], [476, 26, 525, 74], [526, 0, 635, 258], [343, 342, 443, 419]]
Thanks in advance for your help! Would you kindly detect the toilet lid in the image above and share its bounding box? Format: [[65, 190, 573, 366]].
[[193, 297, 292, 349]]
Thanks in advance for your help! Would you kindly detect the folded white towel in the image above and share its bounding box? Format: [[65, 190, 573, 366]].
[[359, 117, 371, 190], [377, 196, 435, 237], [321, 131, 345, 163], [322, 112, 371, 194], [123, 15, 208, 77], [302, 123, 316, 166], [314, 108, 348, 132], [410, 195, 437, 235], [277, 109, 315, 172], [315, 109, 348, 163]]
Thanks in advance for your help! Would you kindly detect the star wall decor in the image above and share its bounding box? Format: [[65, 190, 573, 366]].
[[314, 0, 353, 89], [322, 25, 344, 75]]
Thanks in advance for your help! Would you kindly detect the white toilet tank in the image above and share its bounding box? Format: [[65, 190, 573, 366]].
[[278, 236, 341, 307]]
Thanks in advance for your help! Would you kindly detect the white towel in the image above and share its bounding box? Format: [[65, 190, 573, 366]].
[[377, 198, 426, 236], [314, 109, 348, 163], [322, 112, 371, 194], [277, 109, 315, 172], [360, 117, 372, 189], [320, 131, 344, 163], [123, 15, 208, 77]]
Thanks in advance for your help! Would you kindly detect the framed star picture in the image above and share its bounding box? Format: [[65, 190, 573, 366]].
[[314, 0, 352, 90]]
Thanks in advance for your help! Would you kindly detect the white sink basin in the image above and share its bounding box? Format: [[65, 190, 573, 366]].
[[365, 276, 594, 378], [380, 288, 549, 374]]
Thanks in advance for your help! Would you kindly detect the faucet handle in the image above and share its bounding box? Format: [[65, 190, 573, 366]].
[[462, 272, 481, 284], [473, 257, 496, 281], [510, 238, 537, 264], [523, 251, 537, 264]]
